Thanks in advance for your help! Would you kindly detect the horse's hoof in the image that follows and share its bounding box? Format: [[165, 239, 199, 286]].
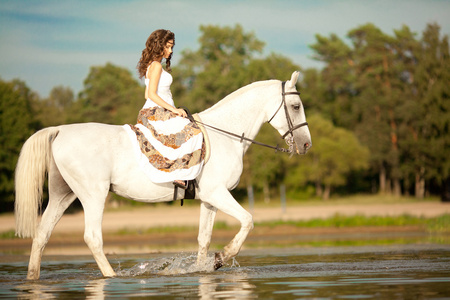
[[26, 272, 39, 280], [214, 252, 224, 270]]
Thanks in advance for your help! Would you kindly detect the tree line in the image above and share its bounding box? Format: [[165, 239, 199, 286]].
[[1, 23, 448, 211]]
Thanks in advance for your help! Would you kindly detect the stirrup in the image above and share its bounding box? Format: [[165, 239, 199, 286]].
[[173, 180, 187, 190]]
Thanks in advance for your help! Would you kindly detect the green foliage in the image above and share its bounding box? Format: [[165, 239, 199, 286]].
[[1, 22, 448, 213], [174, 24, 300, 192], [243, 124, 286, 189], [299, 68, 327, 116], [213, 221, 231, 230], [246, 53, 302, 83], [309, 33, 355, 127], [0, 79, 37, 208], [255, 213, 449, 231], [285, 114, 369, 199], [412, 24, 450, 184], [426, 214, 450, 233], [74, 62, 143, 125], [174, 24, 266, 112], [34, 85, 74, 127], [309, 22, 449, 198], [115, 225, 197, 235], [0, 230, 16, 239]]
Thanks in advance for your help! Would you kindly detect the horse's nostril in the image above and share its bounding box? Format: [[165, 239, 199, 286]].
[[304, 143, 309, 149]]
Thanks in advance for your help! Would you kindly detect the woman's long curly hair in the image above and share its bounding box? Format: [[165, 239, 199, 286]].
[[137, 29, 175, 78]]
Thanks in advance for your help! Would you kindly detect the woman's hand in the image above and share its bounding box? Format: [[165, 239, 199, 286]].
[[174, 108, 187, 118]]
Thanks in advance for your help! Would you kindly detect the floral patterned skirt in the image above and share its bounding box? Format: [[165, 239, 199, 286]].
[[123, 106, 205, 183]]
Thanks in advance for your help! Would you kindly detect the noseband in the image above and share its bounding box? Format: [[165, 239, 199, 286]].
[[268, 81, 308, 139]]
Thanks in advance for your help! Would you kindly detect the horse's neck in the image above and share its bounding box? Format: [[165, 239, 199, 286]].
[[199, 82, 274, 151]]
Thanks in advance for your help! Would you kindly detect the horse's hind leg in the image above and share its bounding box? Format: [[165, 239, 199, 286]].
[[27, 160, 77, 280]]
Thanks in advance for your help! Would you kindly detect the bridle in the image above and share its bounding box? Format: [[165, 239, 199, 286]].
[[191, 81, 308, 153], [268, 81, 308, 140]]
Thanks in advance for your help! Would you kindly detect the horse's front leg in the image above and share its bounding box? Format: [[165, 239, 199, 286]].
[[197, 201, 217, 265], [202, 187, 254, 270]]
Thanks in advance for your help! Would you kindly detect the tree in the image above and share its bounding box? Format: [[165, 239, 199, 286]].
[[74, 63, 143, 125], [298, 68, 327, 116], [0, 79, 37, 210], [347, 23, 406, 195], [240, 54, 301, 199], [34, 86, 74, 127], [390, 24, 431, 197], [285, 114, 369, 200], [174, 24, 265, 112], [243, 123, 287, 201], [308, 22, 449, 198], [309, 33, 356, 128], [173, 24, 301, 200], [246, 53, 302, 83], [412, 24, 450, 198]]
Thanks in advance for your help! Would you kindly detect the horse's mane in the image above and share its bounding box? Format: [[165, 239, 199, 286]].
[[203, 79, 279, 113]]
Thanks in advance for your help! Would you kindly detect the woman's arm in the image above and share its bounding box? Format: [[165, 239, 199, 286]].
[[146, 62, 187, 117]]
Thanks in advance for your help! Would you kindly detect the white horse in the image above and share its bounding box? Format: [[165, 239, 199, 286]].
[[15, 71, 311, 280]]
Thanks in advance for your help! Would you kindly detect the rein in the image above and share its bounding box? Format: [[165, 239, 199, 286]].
[[190, 81, 308, 154], [193, 118, 291, 153]]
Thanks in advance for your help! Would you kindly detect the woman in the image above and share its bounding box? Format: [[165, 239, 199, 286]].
[[124, 29, 204, 189], [137, 29, 186, 118]]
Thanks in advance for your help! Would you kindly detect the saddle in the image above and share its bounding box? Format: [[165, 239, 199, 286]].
[[174, 109, 211, 205]]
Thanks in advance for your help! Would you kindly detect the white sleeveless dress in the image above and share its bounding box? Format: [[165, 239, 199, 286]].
[[123, 66, 204, 183]]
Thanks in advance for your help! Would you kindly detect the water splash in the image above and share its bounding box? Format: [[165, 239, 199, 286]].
[[116, 253, 218, 277], [229, 257, 240, 268]]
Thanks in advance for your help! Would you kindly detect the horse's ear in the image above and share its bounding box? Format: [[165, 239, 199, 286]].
[[286, 71, 300, 88]]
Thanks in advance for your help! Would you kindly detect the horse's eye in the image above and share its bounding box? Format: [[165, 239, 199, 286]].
[[292, 104, 300, 111]]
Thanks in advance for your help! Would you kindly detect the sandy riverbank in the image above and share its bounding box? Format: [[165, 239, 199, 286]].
[[0, 200, 448, 255], [1, 200, 449, 235]]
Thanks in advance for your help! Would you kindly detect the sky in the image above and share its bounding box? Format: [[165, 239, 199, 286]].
[[1, 0, 449, 98]]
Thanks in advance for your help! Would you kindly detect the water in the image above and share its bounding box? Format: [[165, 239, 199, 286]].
[[1, 245, 449, 299]]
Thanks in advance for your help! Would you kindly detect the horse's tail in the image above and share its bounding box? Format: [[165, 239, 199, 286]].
[[15, 127, 59, 238]]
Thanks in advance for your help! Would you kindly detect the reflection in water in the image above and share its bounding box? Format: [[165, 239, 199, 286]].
[[16, 282, 56, 300], [85, 279, 107, 300], [198, 274, 256, 300]]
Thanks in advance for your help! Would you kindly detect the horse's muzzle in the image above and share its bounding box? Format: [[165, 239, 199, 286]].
[[295, 140, 312, 155]]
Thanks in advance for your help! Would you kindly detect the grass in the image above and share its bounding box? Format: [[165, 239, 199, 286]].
[[103, 194, 441, 211], [256, 213, 450, 233], [248, 194, 441, 208], [115, 225, 198, 236], [0, 230, 16, 239], [110, 213, 450, 237], [114, 220, 232, 236], [1, 194, 447, 240], [2, 214, 446, 240], [426, 214, 450, 233], [256, 214, 423, 228]]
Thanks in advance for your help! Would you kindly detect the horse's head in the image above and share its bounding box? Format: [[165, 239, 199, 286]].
[[267, 71, 312, 155]]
